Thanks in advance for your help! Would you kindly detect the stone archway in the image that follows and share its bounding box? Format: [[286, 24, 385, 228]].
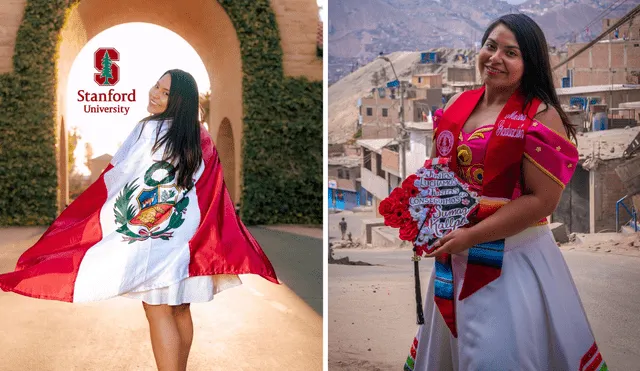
[[56, 0, 244, 203], [0, 0, 321, 225], [216, 118, 236, 201]]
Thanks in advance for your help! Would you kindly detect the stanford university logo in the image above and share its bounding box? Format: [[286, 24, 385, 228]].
[[94, 48, 120, 86], [437, 130, 454, 156]]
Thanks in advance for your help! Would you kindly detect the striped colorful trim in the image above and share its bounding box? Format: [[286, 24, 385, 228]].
[[434, 254, 457, 337], [580, 342, 607, 371], [434, 259, 454, 299], [403, 337, 419, 371], [467, 240, 505, 268]]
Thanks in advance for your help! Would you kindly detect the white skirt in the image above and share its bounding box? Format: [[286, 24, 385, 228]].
[[121, 274, 242, 306], [406, 225, 607, 371]]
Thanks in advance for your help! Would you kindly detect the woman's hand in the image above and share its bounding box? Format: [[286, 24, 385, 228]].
[[424, 228, 477, 258]]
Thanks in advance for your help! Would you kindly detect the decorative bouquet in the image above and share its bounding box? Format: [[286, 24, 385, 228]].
[[378, 157, 479, 256]]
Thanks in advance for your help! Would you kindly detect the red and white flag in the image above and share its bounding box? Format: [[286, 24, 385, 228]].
[[0, 119, 278, 302]]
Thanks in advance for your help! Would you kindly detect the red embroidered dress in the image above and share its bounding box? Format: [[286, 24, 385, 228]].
[[404, 87, 606, 371]]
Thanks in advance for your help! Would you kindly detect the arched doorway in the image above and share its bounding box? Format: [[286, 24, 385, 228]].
[[56, 0, 244, 207], [0, 0, 321, 225], [216, 118, 236, 201]]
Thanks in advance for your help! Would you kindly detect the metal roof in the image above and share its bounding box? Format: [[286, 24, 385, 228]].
[[356, 138, 397, 153], [556, 84, 640, 96], [577, 126, 640, 163], [328, 155, 361, 168]]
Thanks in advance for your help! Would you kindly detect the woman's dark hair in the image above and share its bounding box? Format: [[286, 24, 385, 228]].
[[140, 69, 202, 189], [482, 14, 576, 141]]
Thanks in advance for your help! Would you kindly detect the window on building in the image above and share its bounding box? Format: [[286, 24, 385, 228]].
[[382, 108, 388, 117], [363, 149, 372, 171], [338, 169, 344, 179], [376, 153, 385, 178], [345, 170, 350, 180], [418, 77, 422, 83], [366, 107, 373, 116]]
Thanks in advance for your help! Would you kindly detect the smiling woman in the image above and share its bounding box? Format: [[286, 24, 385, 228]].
[[148, 74, 171, 114], [400, 13, 606, 371]]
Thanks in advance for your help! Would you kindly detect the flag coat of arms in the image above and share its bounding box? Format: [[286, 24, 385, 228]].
[[0, 119, 278, 302]]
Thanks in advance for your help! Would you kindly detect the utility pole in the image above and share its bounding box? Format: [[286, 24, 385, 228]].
[[378, 55, 407, 180]]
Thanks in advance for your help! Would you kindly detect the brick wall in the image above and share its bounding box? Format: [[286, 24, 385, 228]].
[[361, 124, 396, 140], [411, 75, 442, 88], [381, 148, 399, 174], [628, 43, 640, 68], [550, 53, 568, 88], [360, 97, 397, 125], [568, 42, 640, 86]]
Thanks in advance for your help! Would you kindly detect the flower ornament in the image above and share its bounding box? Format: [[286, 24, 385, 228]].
[[378, 157, 479, 256]]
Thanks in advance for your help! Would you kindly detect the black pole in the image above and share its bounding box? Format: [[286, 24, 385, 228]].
[[412, 215, 430, 325], [413, 253, 425, 325]]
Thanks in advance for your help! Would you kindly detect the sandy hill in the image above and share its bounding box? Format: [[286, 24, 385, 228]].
[[329, 48, 476, 144]]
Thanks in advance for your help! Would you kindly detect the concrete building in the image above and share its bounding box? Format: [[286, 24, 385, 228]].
[[405, 121, 434, 176], [356, 138, 400, 214], [358, 88, 399, 139], [356, 122, 434, 245], [411, 74, 442, 89], [445, 66, 477, 84], [553, 126, 640, 233], [357, 84, 442, 139], [328, 155, 370, 210]]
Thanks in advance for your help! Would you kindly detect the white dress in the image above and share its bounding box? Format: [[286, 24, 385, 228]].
[[111, 120, 244, 306], [406, 225, 606, 371], [122, 274, 242, 306]]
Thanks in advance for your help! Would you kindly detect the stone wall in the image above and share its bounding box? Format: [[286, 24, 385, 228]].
[[0, 0, 26, 73], [270, 0, 322, 81]]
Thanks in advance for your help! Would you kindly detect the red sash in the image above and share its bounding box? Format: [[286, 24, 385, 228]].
[[433, 86, 541, 336]]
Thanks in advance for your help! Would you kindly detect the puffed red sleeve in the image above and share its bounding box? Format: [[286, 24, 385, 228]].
[[524, 120, 579, 188]]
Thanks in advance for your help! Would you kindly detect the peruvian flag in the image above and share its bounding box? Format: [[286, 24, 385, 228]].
[[0, 120, 278, 302]]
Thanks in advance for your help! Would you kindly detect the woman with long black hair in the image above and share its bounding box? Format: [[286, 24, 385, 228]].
[[404, 14, 605, 370], [0, 69, 278, 371]]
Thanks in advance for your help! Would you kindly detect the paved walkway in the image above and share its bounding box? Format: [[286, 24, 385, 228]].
[[0, 226, 322, 371]]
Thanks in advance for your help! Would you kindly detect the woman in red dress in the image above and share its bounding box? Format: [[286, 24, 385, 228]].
[[405, 14, 605, 371]]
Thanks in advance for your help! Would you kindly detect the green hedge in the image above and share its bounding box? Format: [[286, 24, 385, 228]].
[[241, 77, 323, 225], [0, 0, 322, 226]]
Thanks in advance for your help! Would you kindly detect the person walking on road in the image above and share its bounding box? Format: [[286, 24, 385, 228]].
[[339, 218, 348, 240]]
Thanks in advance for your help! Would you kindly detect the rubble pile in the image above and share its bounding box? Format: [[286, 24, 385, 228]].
[[328, 243, 373, 266]]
